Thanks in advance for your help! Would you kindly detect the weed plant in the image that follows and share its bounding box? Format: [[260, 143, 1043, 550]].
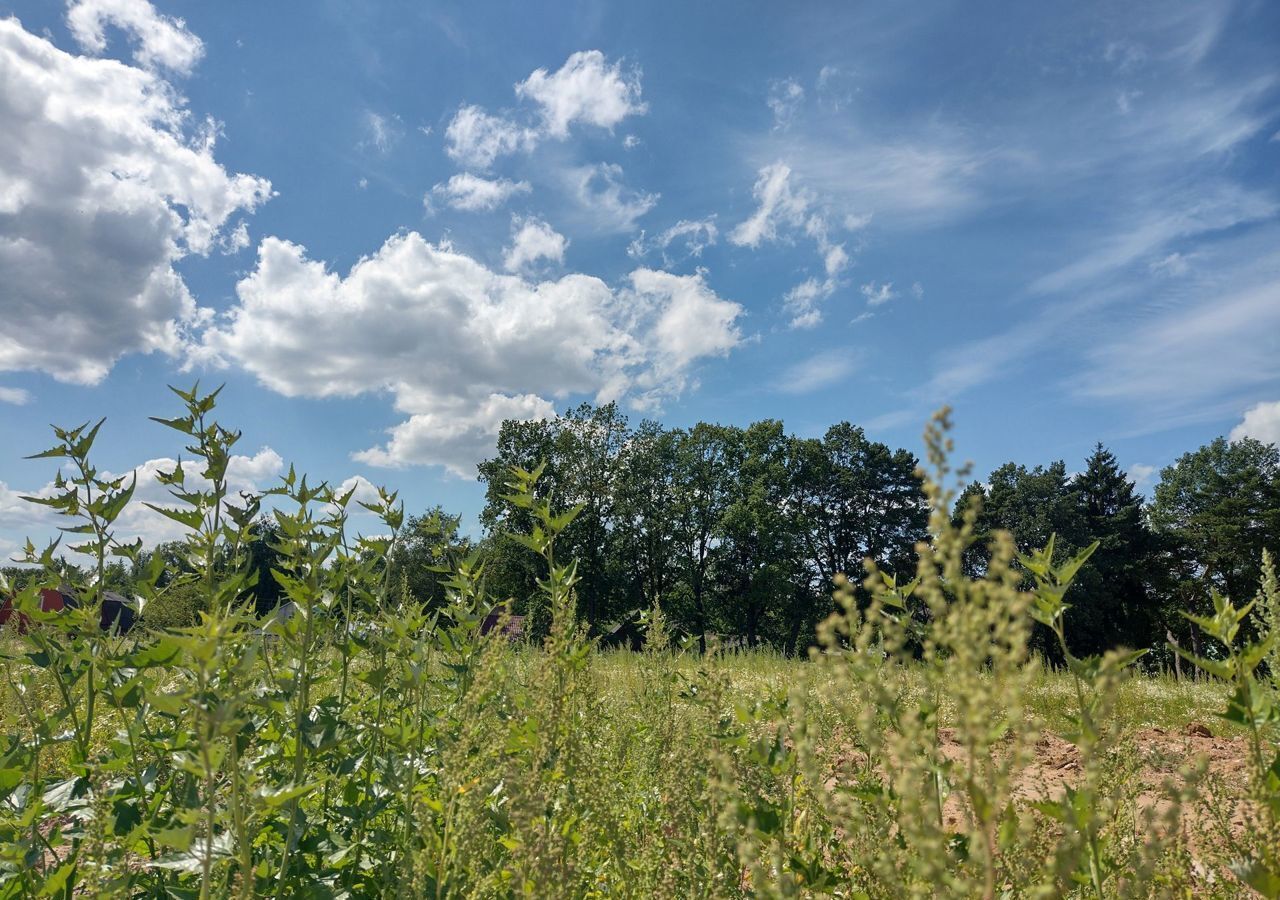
[[0, 393, 1275, 897]]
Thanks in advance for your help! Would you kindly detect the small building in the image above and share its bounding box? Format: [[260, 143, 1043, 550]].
[[480, 603, 526, 640], [0, 586, 134, 634], [599, 613, 646, 651], [100, 591, 136, 634]]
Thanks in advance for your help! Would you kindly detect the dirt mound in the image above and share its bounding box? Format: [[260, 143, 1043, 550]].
[[831, 724, 1254, 836], [1130, 726, 1250, 781]]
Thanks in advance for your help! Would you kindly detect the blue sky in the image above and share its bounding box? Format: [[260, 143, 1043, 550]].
[[2, 0, 1279, 553]]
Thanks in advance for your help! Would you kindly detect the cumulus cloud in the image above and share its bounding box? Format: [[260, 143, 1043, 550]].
[[429, 172, 530, 212], [353, 394, 557, 473], [0, 16, 271, 385], [329, 474, 386, 513], [1231, 400, 1280, 446], [733, 163, 851, 269], [629, 268, 742, 399], [503, 216, 567, 272], [515, 49, 647, 137], [441, 49, 650, 176], [570, 162, 658, 232], [443, 104, 535, 170], [198, 233, 742, 474], [1, 446, 285, 552], [65, 0, 203, 74], [0, 387, 31, 405], [443, 50, 647, 171]]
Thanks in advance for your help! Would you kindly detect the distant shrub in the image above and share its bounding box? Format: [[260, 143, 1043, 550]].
[[137, 578, 206, 630]]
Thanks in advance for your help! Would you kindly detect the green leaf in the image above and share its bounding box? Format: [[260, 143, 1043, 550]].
[[142, 503, 204, 530], [36, 862, 75, 897], [258, 782, 322, 809], [1230, 858, 1280, 899]]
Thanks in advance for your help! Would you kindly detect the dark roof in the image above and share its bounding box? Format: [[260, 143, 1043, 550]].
[[480, 609, 526, 638]]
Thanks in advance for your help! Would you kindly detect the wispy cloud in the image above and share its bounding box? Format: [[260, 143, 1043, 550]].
[[767, 78, 804, 130], [779, 350, 858, 394]]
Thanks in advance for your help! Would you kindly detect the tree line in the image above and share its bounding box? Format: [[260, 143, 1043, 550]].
[[469, 404, 1280, 662], [6, 403, 1277, 661]]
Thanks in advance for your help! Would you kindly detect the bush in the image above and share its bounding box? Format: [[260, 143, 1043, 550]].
[[136, 578, 206, 630]]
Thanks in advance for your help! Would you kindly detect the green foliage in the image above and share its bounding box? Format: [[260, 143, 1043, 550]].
[[1171, 557, 1280, 897], [1151, 437, 1280, 653], [478, 405, 927, 653], [0, 393, 1277, 897]]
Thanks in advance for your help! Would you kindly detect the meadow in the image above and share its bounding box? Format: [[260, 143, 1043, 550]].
[[0, 390, 1277, 898]]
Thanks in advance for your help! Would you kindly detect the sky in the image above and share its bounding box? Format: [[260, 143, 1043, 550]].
[[2, 0, 1279, 556]]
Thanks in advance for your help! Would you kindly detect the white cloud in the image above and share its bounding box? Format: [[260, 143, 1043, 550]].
[[515, 50, 647, 138], [199, 233, 742, 474], [220, 220, 251, 255], [353, 394, 557, 474], [1067, 235, 1280, 428], [330, 474, 386, 512], [779, 350, 858, 394], [443, 50, 646, 171], [733, 163, 850, 264], [730, 163, 857, 327], [1149, 252, 1191, 276], [0, 446, 285, 551], [443, 104, 535, 170], [66, 0, 203, 74], [627, 217, 718, 264], [1115, 90, 1142, 116], [861, 281, 897, 307], [783, 278, 832, 330], [1030, 184, 1275, 294], [0, 386, 31, 405], [1127, 463, 1158, 494], [570, 162, 658, 232], [1230, 401, 1280, 447], [503, 216, 567, 272], [623, 134, 640, 149], [815, 65, 856, 110], [729, 162, 814, 248], [767, 78, 804, 130], [0, 16, 271, 385], [430, 172, 531, 212], [630, 268, 742, 394], [361, 110, 401, 154], [747, 132, 985, 229]]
